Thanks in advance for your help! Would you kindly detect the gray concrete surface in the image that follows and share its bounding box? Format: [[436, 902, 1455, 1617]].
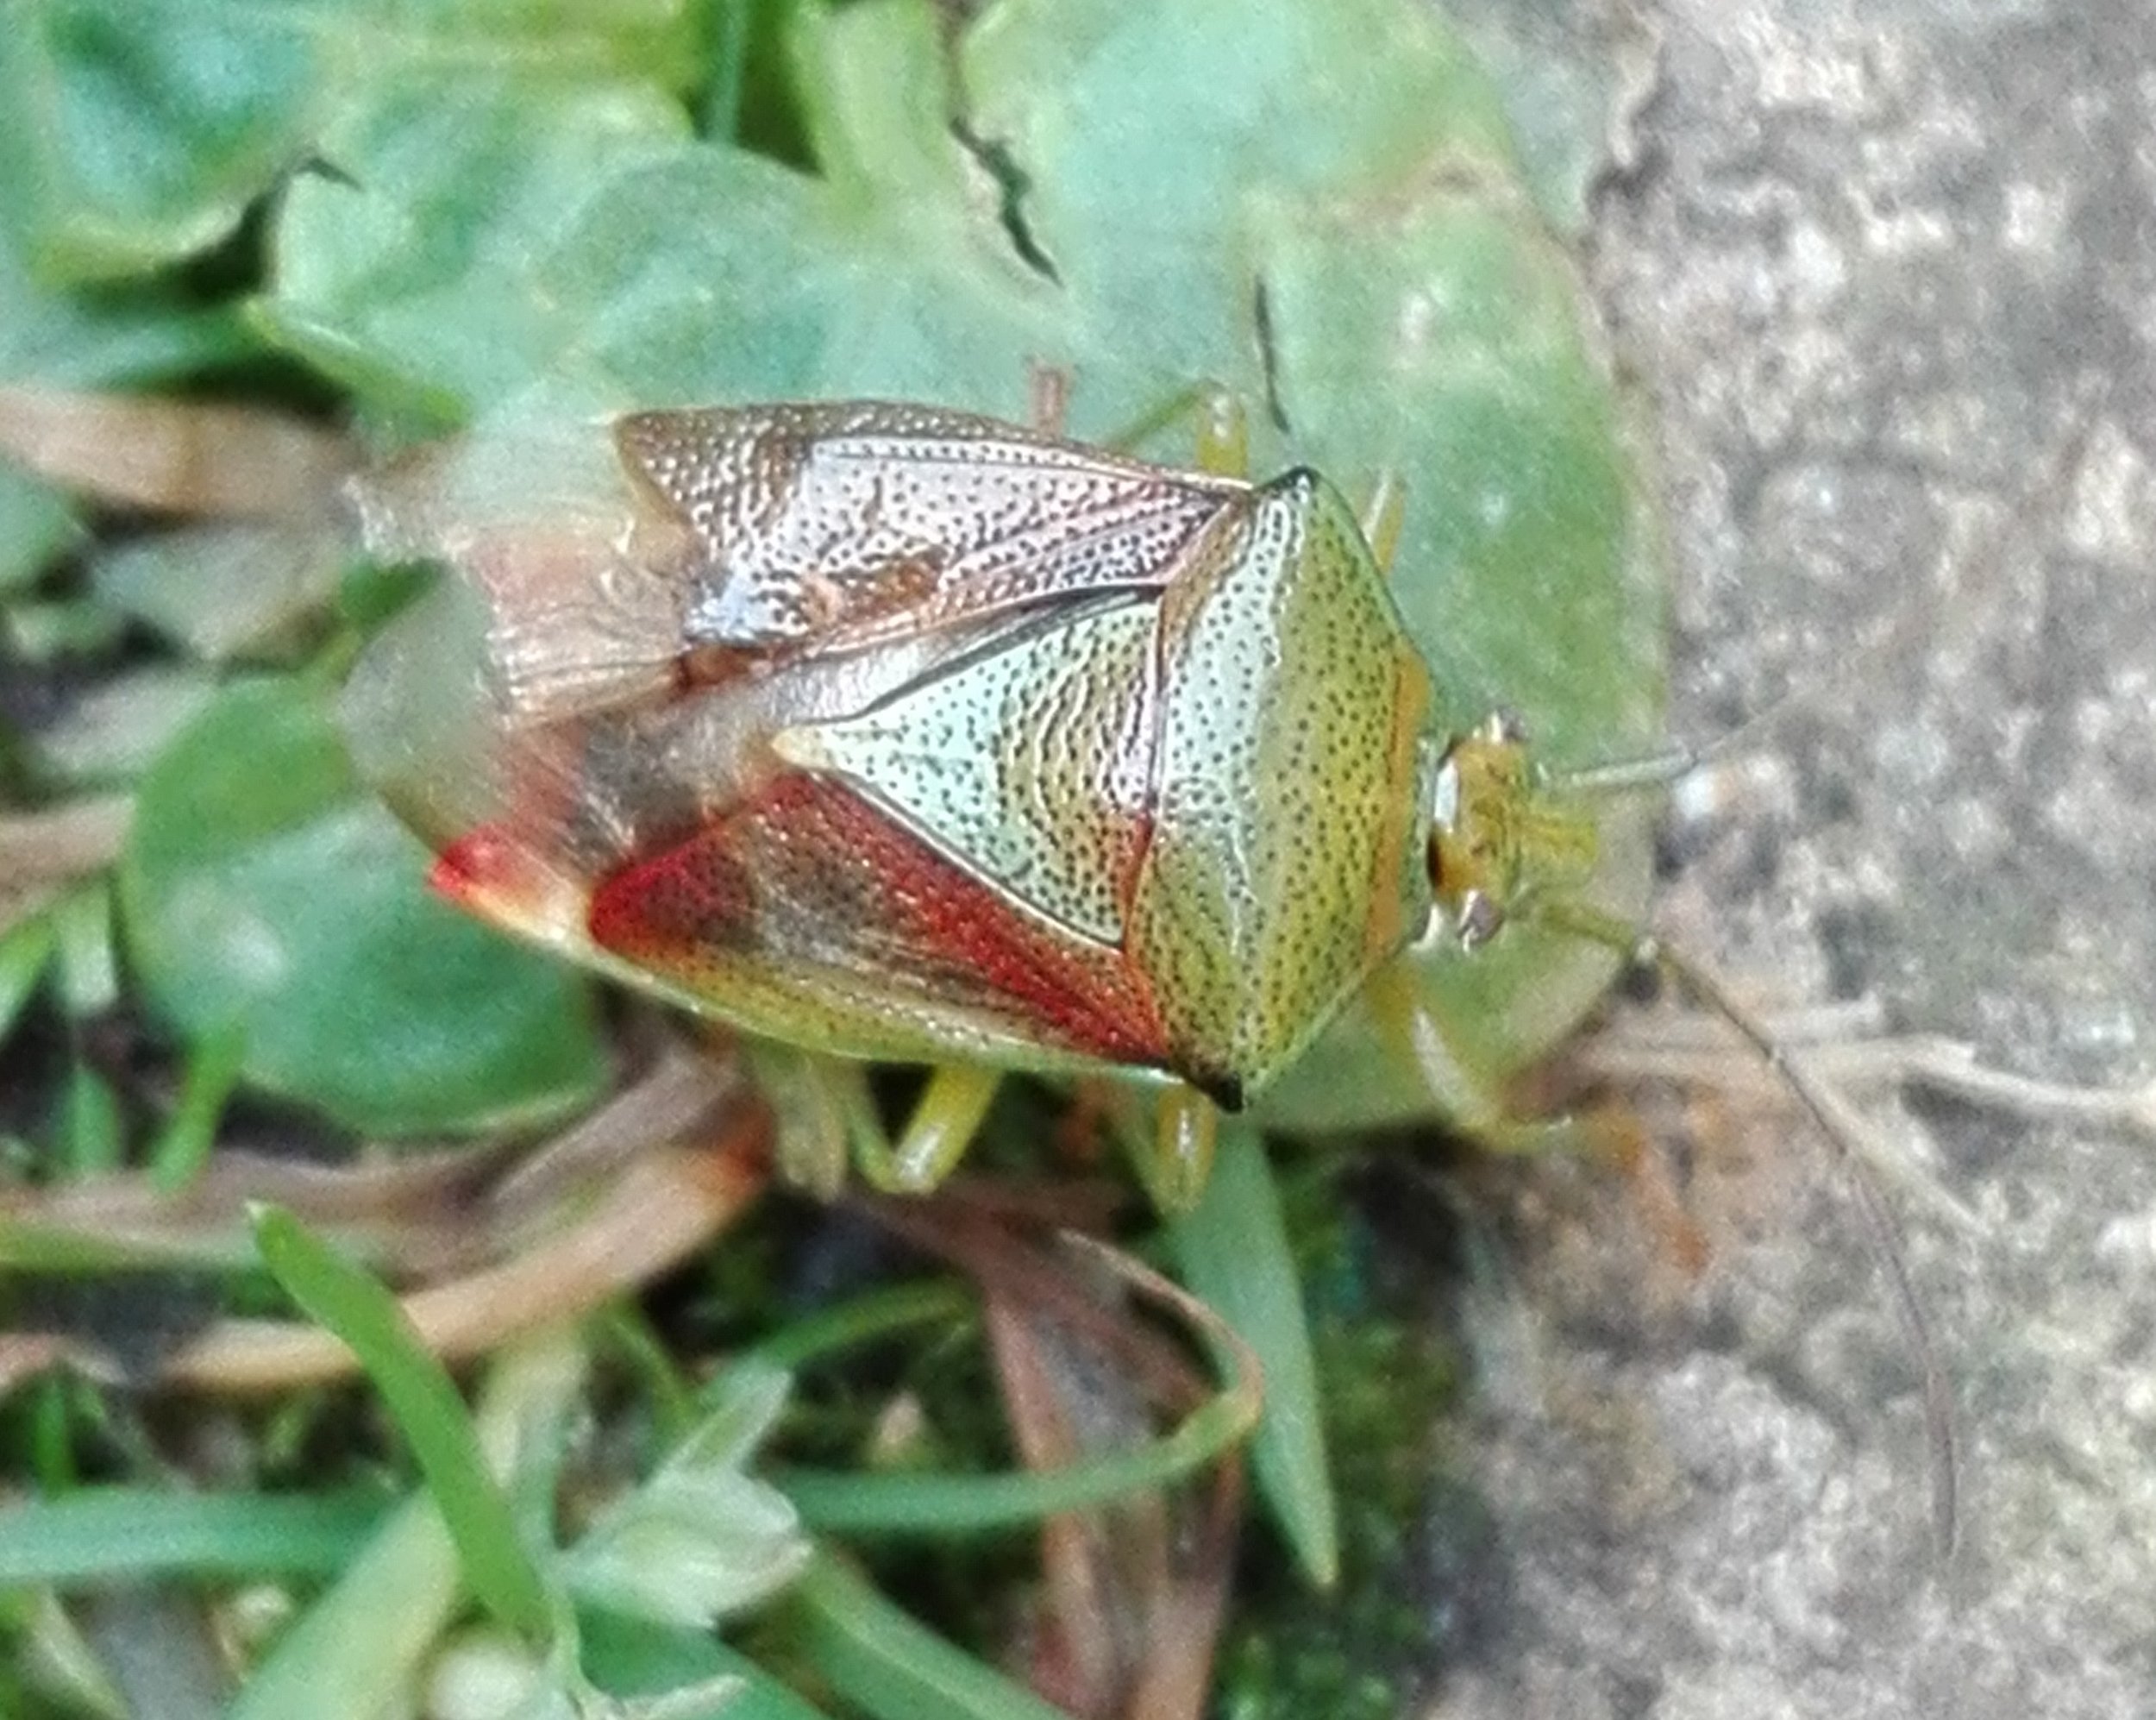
[[1428, 3, 2156, 1716]]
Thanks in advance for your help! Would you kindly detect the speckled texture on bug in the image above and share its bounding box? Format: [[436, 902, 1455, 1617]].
[[377, 404, 1447, 1102], [1134, 468, 1434, 1095], [799, 594, 1160, 946], [614, 402, 1244, 650]]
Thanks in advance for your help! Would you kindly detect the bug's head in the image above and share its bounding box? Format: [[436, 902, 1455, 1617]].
[[1425, 712, 1601, 951]]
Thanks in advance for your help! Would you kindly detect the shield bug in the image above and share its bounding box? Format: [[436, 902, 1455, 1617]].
[[349, 389, 2139, 1557], [343, 393, 1624, 1204]]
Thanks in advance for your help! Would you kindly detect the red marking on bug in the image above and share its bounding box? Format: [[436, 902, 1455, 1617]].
[[430, 825, 523, 907], [587, 819, 756, 951], [430, 823, 592, 949], [588, 775, 1176, 1071]]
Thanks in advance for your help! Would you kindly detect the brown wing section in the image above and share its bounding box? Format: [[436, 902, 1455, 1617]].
[[613, 401, 1246, 656]]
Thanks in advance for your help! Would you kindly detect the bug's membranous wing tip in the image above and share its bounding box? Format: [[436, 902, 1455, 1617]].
[[362, 419, 705, 725]]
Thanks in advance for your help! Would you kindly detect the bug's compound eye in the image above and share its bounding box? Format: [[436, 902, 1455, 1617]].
[[1455, 888, 1505, 951], [1479, 707, 1528, 747], [1426, 712, 1600, 951], [1424, 730, 1522, 926]]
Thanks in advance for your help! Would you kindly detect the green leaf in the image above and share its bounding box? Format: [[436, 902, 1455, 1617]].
[[0, 463, 78, 594], [0, 913, 57, 1042], [147, 1022, 246, 1191], [251, 1203, 555, 1638], [58, 1058, 123, 1173], [960, 0, 1524, 386], [254, 3, 1132, 426], [0, 0, 318, 280], [258, 71, 699, 424], [786, 1555, 1071, 1720], [20, 665, 220, 792], [118, 674, 605, 1136], [0, 0, 705, 284], [89, 523, 350, 663], [1171, 1124, 1338, 1588], [0, 222, 249, 384], [0, 177, 256, 590], [3, 595, 124, 663]]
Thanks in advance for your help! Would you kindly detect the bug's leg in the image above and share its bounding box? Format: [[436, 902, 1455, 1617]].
[[1141, 1083, 1219, 1213], [1801, 1035, 2156, 1146], [1028, 361, 1072, 436], [1192, 387, 1249, 478], [1360, 470, 1405, 574], [1088, 381, 1253, 476], [851, 1062, 1003, 1194], [737, 1040, 856, 1200], [1364, 957, 1576, 1153], [1584, 999, 2156, 1221]]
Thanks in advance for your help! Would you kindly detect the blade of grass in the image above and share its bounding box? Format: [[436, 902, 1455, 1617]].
[[50, 881, 116, 1018], [0, 913, 54, 1039], [147, 1024, 245, 1192], [0, 1487, 385, 1586], [59, 1062, 124, 1175], [1169, 1121, 1339, 1587], [249, 1202, 552, 1638], [769, 1232, 1261, 1535], [742, 1280, 975, 1378], [774, 1380, 1254, 1535], [228, 1334, 584, 1720], [703, 0, 755, 141], [28, 1379, 75, 1491], [786, 1554, 1069, 1720], [223, 1485, 464, 1720]]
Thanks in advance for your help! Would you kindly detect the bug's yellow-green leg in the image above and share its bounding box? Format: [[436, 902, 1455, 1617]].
[[1144, 1083, 1220, 1213], [853, 1062, 1005, 1194], [1072, 379, 1248, 466], [1365, 957, 1575, 1155], [1360, 470, 1406, 574], [1194, 387, 1249, 479], [1100, 1082, 1218, 1215]]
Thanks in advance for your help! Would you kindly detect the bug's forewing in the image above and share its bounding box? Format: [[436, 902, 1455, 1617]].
[[574, 593, 1177, 1071], [613, 400, 1244, 657], [357, 402, 1244, 733], [346, 565, 1188, 1076]]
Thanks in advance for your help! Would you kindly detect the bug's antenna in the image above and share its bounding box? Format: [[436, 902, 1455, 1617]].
[[1548, 378, 2110, 802], [1516, 382, 2117, 1560], [1540, 898, 1960, 1558]]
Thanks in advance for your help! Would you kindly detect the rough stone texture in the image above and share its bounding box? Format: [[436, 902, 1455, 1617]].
[[1426, 3, 2156, 1717]]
